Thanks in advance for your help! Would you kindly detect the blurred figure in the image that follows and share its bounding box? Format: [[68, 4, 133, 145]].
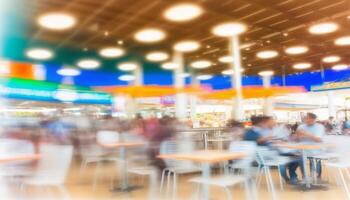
[[226, 119, 245, 140], [296, 112, 324, 179]]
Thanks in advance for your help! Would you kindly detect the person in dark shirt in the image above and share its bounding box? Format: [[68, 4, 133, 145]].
[[244, 115, 303, 185]]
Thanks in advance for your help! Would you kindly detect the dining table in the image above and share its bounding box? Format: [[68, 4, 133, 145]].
[[99, 141, 145, 192], [274, 142, 332, 191], [158, 150, 247, 200]]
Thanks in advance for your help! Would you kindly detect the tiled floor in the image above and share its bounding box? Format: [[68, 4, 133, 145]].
[[4, 161, 349, 200]]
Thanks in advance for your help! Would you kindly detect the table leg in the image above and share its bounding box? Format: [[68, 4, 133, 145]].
[[201, 163, 211, 200]]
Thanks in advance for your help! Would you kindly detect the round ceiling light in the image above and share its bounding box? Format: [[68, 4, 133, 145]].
[[322, 55, 340, 63], [118, 62, 138, 71], [335, 36, 350, 46], [99, 47, 125, 58], [190, 60, 212, 69], [218, 55, 233, 63], [285, 46, 309, 55], [308, 22, 338, 35], [212, 22, 246, 37], [173, 40, 200, 52], [161, 62, 178, 70], [119, 74, 135, 81], [57, 67, 81, 76], [26, 48, 54, 60], [37, 12, 76, 30], [256, 50, 278, 59], [77, 59, 100, 69], [164, 3, 203, 22], [293, 62, 312, 70], [221, 68, 245, 75], [258, 70, 274, 76], [134, 28, 166, 43], [197, 74, 213, 80], [332, 64, 348, 71], [145, 51, 169, 62], [178, 73, 190, 78]]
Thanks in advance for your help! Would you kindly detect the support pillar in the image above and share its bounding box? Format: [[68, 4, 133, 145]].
[[173, 52, 187, 120], [262, 75, 274, 116], [327, 91, 336, 118], [230, 35, 244, 121]]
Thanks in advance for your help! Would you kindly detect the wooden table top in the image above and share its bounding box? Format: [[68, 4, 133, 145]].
[[0, 154, 40, 164], [99, 141, 145, 148], [274, 143, 332, 150], [158, 150, 247, 164]]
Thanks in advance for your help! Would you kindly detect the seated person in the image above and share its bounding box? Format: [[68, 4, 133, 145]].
[[296, 113, 325, 179], [244, 115, 303, 185]]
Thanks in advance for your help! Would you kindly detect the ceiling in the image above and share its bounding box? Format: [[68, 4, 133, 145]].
[[23, 0, 350, 75]]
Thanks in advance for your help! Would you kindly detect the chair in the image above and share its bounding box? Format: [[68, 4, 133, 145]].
[[324, 135, 350, 200], [189, 141, 257, 200], [255, 147, 296, 192], [159, 138, 201, 200], [20, 144, 73, 200], [80, 131, 120, 189]]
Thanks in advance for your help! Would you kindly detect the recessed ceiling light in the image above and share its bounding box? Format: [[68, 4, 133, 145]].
[[178, 72, 190, 78], [197, 74, 213, 80], [37, 12, 76, 30], [134, 28, 166, 43], [164, 3, 203, 22], [256, 50, 278, 59], [190, 60, 212, 69], [285, 46, 309, 55], [218, 55, 233, 63], [332, 64, 348, 71], [173, 40, 200, 52], [77, 59, 100, 69], [283, 32, 289, 37], [57, 67, 81, 76], [118, 62, 138, 71], [335, 36, 350, 46], [258, 70, 274, 76], [117, 40, 124, 45], [293, 62, 312, 70], [161, 62, 178, 70], [99, 47, 125, 58], [212, 22, 246, 37], [322, 55, 340, 63], [221, 68, 244, 75], [26, 48, 54, 60], [145, 51, 169, 62], [119, 74, 135, 81], [308, 22, 338, 35]]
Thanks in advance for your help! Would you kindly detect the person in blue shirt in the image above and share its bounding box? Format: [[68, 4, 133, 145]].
[[244, 115, 303, 185], [296, 113, 325, 179]]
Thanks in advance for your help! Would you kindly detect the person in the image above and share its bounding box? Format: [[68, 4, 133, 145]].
[[296, 112, 325, 179], [244, 115, 302, 185]]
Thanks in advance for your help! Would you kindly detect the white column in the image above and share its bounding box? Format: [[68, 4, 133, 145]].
[[173, 52, 187, 120], [126, 63, 143, 118], [133, 63, 143, 86], [230, 35, 244, 121], [190, 75, 199, 123], [262, 75, 274, 116], [327, 91, 336, 118]]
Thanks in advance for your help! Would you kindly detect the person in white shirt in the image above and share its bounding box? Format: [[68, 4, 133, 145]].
[[296, 113, 325, 178]]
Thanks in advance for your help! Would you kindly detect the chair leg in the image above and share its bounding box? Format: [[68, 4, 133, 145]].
[[277, 165, 284, 190], [223, 186, 232, 200], [57, 185, 70, 200], [338, 168, 350, 200], [172, 172, 177, 200], [93, 162, 101, 190], [79, 159, 88, 177], [166, 171, 172, 200], [256, 166, 263, 189], [265, 168, 277, 200], [160, 169, 167, 193], [263, 168, 271, 192]]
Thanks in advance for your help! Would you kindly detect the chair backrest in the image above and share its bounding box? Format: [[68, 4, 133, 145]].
[[0, 139, 35, 166], [160, 139, 197, 169], [34, 144, 73, 185], [229, 141, 257, 169], [96, 131, 119, 144], [324, 135, 350, 162], [256, 146, 280, 166]]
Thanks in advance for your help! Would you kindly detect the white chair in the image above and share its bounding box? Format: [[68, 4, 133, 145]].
[[80, 131, 120, 189], [159, 139, 201, 200], [325, 135, 350, 200], [255, 147, 296, 192], [189, 141, 257, 200], [20, 144, 73, 200]]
